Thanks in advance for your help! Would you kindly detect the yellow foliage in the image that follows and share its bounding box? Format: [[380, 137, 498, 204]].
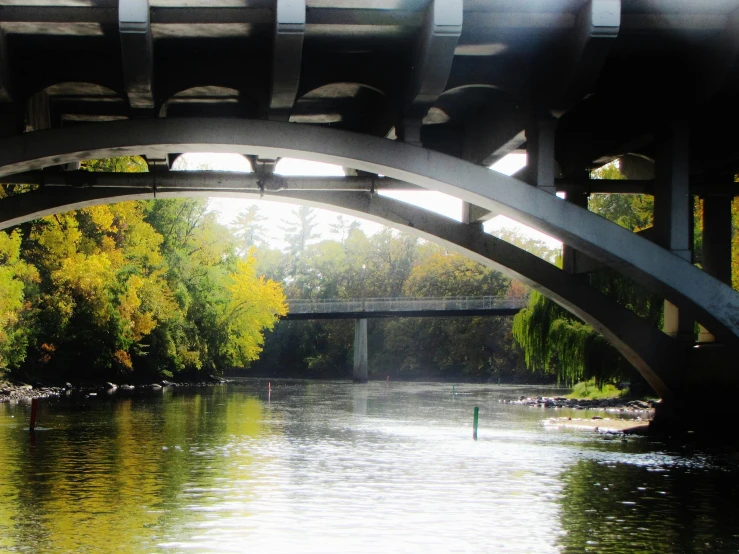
[[82, 205, 116, 234], [113, 350, 133, 370], [224, 256, 287, 365]]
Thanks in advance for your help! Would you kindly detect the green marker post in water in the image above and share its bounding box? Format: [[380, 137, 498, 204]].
[[473, 406, 479, 440]]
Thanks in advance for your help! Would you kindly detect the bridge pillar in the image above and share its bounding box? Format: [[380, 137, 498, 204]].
[[525, 114, 557, 194], [562, 189, 589, 275], [654, 122, 694, 343], [699, 192, 733, 342], [353, 318, 368, 383]]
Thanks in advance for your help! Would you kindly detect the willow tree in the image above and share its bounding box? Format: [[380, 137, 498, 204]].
[[513, 162, 660, 387]]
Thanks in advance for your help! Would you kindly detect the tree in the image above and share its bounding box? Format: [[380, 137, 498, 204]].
[[0, 156, 288, 382], [221, 256, 287, 365], [513, 160, 659, 387], [328, 215, 360, 248], [231, 205, 267, 254], [281, 206, 319, 256], [0, 230, 38, 371]]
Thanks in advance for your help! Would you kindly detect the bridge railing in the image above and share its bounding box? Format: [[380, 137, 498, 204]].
[[286, 296, 527, 314]]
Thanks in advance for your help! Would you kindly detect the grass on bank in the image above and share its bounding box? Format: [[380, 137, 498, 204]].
[[567, 379, 629, 400]]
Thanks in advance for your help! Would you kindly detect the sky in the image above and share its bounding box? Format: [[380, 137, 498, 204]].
[[171, 152, 562, 252]]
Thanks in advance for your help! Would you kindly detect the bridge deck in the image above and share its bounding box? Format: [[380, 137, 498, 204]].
[[284, 296, 526, 320]]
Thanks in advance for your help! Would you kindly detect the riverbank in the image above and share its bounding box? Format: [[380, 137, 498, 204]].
[[501, 395, 656, 417], [0, 377, 228, 403], [543, 417, 651, 434]]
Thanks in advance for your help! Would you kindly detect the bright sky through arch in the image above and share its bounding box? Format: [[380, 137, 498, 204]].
[[173, 151, 561, 252]]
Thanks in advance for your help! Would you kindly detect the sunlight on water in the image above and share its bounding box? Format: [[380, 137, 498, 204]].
[[0, 380, 737, 553]]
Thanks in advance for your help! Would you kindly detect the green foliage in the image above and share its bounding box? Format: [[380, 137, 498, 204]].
[[0, 157, 286, 382], [512, 292, 630, 386], [0, 230, 38, 371], [512, 161, 659, 389], [567, 379, 627, 400], [252, 227, 531, 382]]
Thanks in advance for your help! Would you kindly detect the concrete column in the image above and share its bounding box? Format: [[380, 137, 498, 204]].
[[525, 115, 557, 194], [698, 193, 733, 342], [654, 121, 693, 342], [702, 195, 732, 284], [562, 191, 589, 274], [353, 318, 368, 383]]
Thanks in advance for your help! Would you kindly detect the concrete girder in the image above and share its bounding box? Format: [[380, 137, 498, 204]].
[[0, 171, 420, 193], [0, 185, 685, 402], [269, 0, 305, 121], [0, 29, 11, 104], [402, 0, 462, 143], [549, 0, 621, 112], [0, 118, 737, 343], [695, 7, 739, 102], [10, 170, 739, 197], [119, 0, 154, 111]]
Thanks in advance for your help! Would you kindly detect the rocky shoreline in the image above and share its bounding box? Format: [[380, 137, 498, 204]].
[[0, 377, 228, 403], [501, 395, 656, 416]]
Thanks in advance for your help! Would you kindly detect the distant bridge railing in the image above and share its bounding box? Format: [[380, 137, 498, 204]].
[[283, 296, 527, 320]]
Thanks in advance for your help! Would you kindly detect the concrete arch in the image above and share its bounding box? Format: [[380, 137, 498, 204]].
[[0, 118, 736, 344], [159, 86, 257, 119], [0, 186, 685, 402]]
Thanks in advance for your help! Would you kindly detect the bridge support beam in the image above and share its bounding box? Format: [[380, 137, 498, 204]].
[[654, 122, 694, 343], [525, 114, 557, 194], [562, 189, 589, 275], [698, 193, 732, 341], [353, 319, 368, 383]]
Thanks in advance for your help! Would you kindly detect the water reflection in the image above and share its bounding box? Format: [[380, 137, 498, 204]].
[[0, 389, 270, 552], [559, 459, 739, 553], [0, 381, 737, 553]]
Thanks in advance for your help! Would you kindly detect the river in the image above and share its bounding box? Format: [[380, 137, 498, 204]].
[[0, 380, 737, 553]]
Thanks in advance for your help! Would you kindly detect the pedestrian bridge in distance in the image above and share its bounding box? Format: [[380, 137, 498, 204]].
[[284, 296, 526, 320]]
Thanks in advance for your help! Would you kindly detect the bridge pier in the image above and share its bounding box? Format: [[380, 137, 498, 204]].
[[353, 318, 368, 383], [698, 192, 733, 342], [653, 185, 739, 436], [654, 122, 694, 344]]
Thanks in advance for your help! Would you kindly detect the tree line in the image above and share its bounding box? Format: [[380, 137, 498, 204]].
[[237, 205, 542, 382], [0, 157, 286, 383]]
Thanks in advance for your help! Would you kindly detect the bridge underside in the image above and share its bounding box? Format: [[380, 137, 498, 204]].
[[2, 1, 739, 433]]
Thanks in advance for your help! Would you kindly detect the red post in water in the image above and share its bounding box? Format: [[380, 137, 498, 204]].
[[29, 398, 38, 432]]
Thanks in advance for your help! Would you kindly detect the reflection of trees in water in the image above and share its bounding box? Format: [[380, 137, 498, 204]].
[[0, 390, 270, 552], [558, 459, 739, 553]]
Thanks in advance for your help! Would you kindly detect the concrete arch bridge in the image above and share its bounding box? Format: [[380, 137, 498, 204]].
[[1, 0, 739, 433]]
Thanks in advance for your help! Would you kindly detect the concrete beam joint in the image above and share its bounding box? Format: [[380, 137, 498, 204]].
[[119, 0, 149, 33], [406, 0, 461, 117], [270, 0, 306, 116], [430, 0, 463, 36], [588, 0, 621, 37], [119, 0, 154, 110]]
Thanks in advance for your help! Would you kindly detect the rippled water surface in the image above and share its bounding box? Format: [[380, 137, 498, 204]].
[[1, 380, 738, 553]]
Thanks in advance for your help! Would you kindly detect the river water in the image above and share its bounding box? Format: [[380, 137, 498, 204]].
[[0, 380, 738, 553]]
